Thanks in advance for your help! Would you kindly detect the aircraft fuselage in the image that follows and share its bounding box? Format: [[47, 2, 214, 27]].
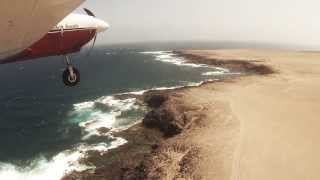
[[0, 13, 109, 64]]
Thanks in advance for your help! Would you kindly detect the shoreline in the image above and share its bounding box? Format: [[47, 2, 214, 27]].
[[63, 49, 275, 179], [64, 49, 320, 180]]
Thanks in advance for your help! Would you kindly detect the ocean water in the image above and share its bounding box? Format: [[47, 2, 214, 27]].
[[0, 45, 235, 179]]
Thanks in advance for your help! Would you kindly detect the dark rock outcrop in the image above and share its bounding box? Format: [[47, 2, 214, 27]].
[[97, 127, 111, 135], [142, 92, 187, 137], [144, 93, 168, 109], [174, 51, 275, 75], [94, 102, 110, 112], [143, 107, 184, 137]]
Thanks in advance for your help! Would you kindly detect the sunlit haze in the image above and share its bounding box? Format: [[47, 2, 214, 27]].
[[77, 0, 320, 49]]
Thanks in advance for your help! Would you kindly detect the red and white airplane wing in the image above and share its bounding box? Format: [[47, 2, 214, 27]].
[[0, 0, 85, 60]]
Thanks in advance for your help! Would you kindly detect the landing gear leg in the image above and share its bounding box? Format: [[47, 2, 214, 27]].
[[62, 56, 80, 87]]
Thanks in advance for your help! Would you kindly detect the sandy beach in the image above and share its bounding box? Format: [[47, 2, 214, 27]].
[[176, 49, 320, 180], [64, 49, 320, 180]]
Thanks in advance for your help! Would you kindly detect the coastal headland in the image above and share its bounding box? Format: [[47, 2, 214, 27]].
[[64, 49, 320, 180]]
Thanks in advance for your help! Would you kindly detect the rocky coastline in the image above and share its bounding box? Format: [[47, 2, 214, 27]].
[[63, 50, 274, 180], [173, 51, 274, 75]]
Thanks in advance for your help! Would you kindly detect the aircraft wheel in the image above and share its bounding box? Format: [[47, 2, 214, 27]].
[[62, 67, 80, 87]]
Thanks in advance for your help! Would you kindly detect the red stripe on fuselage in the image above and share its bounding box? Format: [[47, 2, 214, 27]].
[[1, 28, 96, 64]]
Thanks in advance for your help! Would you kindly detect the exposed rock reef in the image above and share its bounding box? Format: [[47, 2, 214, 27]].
[[174, 51, 275, 75]]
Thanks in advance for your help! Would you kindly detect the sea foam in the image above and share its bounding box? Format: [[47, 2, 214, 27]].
[[140, 51, 235, 76], [72, 96, 141, 140], [0, 137, 127, 180], [140, 51, 209, 68], [0, 50, 232, 180]]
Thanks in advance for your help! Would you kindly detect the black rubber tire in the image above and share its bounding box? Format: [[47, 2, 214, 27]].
[[62, 67, 80, 87]]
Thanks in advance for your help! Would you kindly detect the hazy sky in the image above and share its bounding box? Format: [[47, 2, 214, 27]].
[[77, 0, 320, 48]]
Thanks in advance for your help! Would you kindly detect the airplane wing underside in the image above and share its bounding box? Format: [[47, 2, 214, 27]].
[[0, 0, 85, 60]]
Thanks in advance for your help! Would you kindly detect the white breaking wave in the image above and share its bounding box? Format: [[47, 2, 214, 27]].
[[0, 137, 127, 180], [0, 78, 221, 180], [0, 49, 236, 180], [140, 51, 209, 68], [186, 79, 217, 87], [202, 71, 242, 76], [121, 79, 220, 97], [202, 67, 230, 76], [0, 95, 140, 180], [202, 71, 225, 76], [140, 51, 238, 77], [73, 96, 141, 140], [122, 86, 184, 96]]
